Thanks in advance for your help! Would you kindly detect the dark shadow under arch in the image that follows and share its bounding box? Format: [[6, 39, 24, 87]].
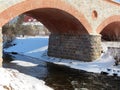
[[97, 15, 120, 34], [25, 8, 88, 35], [100, 21, 120, 41], [0, 0, 92, 34]]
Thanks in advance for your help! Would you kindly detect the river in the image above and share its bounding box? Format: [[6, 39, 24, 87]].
[[3, 53, 120, 90]]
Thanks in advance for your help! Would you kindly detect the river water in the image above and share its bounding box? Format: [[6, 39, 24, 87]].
[[3, 53, 120, 90]]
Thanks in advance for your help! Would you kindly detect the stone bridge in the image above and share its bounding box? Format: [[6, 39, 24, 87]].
[[0, 0, 120, 66]]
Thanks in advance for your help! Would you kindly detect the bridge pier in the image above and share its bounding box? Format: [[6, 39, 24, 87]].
[[0, 28, 2, 67], [48, 33, 102, 61]]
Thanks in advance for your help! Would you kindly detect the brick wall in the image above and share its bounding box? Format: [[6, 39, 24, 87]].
[[65, 0, 120, 33], [48, 33, 101, 61], [0, 0, 120, 34]]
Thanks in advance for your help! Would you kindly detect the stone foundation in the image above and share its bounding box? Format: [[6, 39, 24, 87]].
[[48, 33, 101, 61]]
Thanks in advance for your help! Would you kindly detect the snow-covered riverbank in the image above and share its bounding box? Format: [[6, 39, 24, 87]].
[[2, 36, 53, 90], [0, 68, 53, 90], [4, 36, 120, 76]]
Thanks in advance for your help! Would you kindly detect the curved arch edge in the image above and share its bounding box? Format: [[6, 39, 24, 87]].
[[97, 15, 120, 33], [0, 0, 92, 34]]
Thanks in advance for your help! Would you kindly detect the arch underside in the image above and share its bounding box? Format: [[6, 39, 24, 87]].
[[97, 15, 120, 41], [25, 8, 88, 34], [0, 0, 91, 35], [101, 22, 120, 41]]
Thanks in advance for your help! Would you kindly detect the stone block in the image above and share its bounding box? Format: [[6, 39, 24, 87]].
[[48, 33, 101, 61]]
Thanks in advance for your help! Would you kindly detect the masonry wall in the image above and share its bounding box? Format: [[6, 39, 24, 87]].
[[65, 0, 120, 33], [48, 34, 101, 61]]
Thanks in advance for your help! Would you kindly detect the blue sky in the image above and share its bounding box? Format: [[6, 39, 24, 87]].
[[115, 0, 120, 3]]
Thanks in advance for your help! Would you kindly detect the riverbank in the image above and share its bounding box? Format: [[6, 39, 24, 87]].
[[0, 67, 53, 90], [4, 36, 120, 76]]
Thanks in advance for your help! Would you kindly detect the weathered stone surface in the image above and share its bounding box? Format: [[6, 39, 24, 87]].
[[0, 0, 25, 13], [48, 33, 101, 61], [64, 0, 120, 33]]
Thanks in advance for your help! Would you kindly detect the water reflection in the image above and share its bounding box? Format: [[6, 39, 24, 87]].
[[45, 63, 120, 90], [3, 53, 48, 79], [3, 53, 120, 90], [3, 52, 14, 63]]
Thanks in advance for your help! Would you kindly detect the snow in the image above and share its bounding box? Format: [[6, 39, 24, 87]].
[[4, 36, 120, 77], [6, 36, 48, 54], [2, 36, 54, 90], [0, 68, 53, 90]]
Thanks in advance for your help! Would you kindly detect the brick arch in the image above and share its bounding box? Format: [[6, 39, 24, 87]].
[[0, 0, 92, 34], [96, 15, 120, 33], [100, 21, 120, 41], [26, 8, 89, 34]]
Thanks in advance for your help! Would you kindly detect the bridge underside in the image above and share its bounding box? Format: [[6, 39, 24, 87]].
[[26, 8, 88, 35], [101, 21, 120, 41], [0, 7, 103, 67], [0, 0, 120, 68], [25, 8, 102, 61]]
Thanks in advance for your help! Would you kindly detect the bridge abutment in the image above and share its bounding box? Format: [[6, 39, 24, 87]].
[[48, 33, 102, 61], [0, 28, 3, 67]]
